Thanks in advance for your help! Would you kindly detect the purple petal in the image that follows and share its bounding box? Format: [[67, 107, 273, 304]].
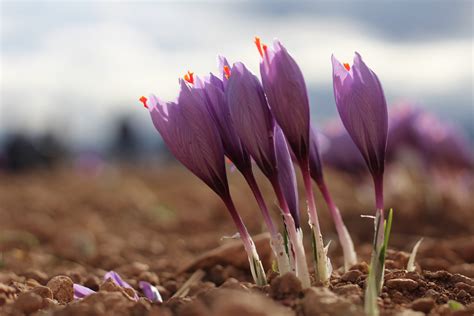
[[260, 40, 310, 162], [139, 281, 163, 303], [104, 271, 139, 300], [200, 72, 252, 172], [73, 284, 95, 299], [227, 62, 277, 178], [309, 126, 324, 184], [149, 79, 229, 198], [274, 125, 300, 226], [332, 52, 388, 177]]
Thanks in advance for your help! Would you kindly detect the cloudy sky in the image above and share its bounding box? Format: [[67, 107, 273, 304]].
[[1, 0, 473, 146]]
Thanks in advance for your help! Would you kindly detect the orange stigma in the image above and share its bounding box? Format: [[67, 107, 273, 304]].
[[225, 157, 232, 165], [184, 70, 194, 84], [343, 63, 351, 71], [254, 36, 264, 57], [223, 65, 231, 79], [139, 96, 148, 109]]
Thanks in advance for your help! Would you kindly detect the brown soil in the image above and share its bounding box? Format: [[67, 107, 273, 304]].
[[0, 165, 473, 315]]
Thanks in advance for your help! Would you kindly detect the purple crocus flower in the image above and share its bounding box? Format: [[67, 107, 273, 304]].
[[139, 281, 163, 303], [259, 39, 310, 161], [227, 61, 310, 287], [146, 79, 229, 199], [332, 52, 388, 210], [332, 52, 388, 297], [226, 62, 277, 179], [275, 125, 299, 226], [73, 271, 141, 301], [197, 59, 291, 274], [256, 37, 330, 285], [144, 77, 267, 286]]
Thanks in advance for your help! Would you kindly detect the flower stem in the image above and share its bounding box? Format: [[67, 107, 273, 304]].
[[242, 170, 291, 274], [317, 180, 357, 271], [222, 196, 267, 286], [270, 177, 311, 288], [300, 158, 331, 285]]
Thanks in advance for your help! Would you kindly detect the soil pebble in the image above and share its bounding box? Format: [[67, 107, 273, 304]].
[[13, 292, 43, 314], [270, 272, 302, 300], [409, 297, 435, 313], [46, 275, 74, 304], [386, 278, 419, 291]]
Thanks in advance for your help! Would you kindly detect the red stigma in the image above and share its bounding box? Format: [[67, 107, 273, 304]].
[[343, 63, 351, 71], [225, 157, 232, 165], [184, 71, 194, 84], [254, 36, 264, 58], [223, 65, 231, 79], [139, 96, 148, 109]]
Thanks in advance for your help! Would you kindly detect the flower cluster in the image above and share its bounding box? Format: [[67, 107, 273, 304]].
[[141, 38, 390, 293]]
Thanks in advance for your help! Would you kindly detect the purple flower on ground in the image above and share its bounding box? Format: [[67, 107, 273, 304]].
[[332, 52, 388, 184], [226, 61, 277, 178], [73, 284, 96, 300], [195, 61, 251, 173], [145, 79, 229, 199], [274, 125, 299, 226], [258, 38, 310, 162], [139, 281, 163, 303], [332, 52, 388, 214], [73, 271, 144, 301]]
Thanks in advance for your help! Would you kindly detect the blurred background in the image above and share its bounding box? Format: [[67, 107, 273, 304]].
[[0, 0, 473, 295], [0, 0, 473, 171]]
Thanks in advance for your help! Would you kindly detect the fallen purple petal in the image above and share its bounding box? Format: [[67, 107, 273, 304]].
[[73, 283, 96, 299], [139, 281, 163, 303]]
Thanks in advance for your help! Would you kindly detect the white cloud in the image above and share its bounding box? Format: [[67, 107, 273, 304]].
[[1, 3, 472, 143]]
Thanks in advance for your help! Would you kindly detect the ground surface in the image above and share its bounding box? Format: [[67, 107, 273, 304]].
[[0, 164, 473, 315]]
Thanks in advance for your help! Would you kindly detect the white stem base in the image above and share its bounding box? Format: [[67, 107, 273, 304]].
[[283, 214, 311, 288], [337, 221, 358, 271], [270, 233, 291, 275], [308, 219, 332, 286], [246, 243, 267, 286]]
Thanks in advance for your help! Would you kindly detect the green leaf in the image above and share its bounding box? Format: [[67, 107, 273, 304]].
[[448, 300, 464, 311]]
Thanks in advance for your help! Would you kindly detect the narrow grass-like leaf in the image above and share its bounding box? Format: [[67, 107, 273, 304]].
[[407, 238, 423, 272]]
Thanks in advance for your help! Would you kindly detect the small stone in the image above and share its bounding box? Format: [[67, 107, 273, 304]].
[[31, 285, 53, 300], [410, 297, 435, 313], [47, 275, 74, 304], [13, 292, 43, 314], [425, 270, 452, 280], [341, 270, 362, 283], [386, 278, 419, 291], [455, 282, 474, 295], [349, 262, 369, 274], [451, 274, 474, 286], [270, 272, 302, 299], [333, 284, 362, 296]]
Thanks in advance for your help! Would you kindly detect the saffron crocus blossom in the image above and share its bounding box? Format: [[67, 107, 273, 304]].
[[309, 126, 357, 271], [332, 52, 388, 298], [104, 271, 138, 300], [139, 281, 163, 303], [258, 37, 331, 285], [73, 284, 96, 300], [196, 60, 290, 274], [227, 62, 310, 287], [144, 79, 266, 285]]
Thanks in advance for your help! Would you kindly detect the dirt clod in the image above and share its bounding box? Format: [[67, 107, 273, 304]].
[[386, 278, 419, 291], [270, 272, 302, 300], [409, 297, 435, 313], [46, 275, 74, 304], [13, 292, 43, 314]]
